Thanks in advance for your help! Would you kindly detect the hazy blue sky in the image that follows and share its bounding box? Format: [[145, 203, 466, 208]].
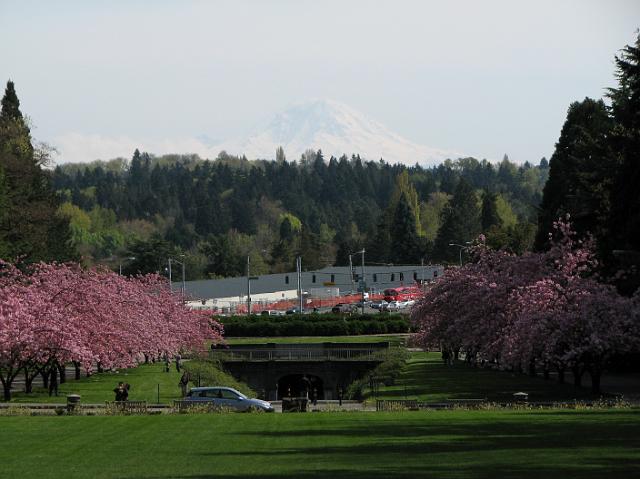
[[0, 0, 638, 164]]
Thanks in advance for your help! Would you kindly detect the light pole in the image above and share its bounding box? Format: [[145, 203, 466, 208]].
[[118, 256, 136, 275], [352, 249, 366, 314], [168, 256, 186, 302], [246, 255, 251, 315], [448, 242, 471, 267]]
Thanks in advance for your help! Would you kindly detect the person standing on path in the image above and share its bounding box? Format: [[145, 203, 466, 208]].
[[175, 353, 181, 372], [113, 382, 125, 401], [179, 371, 190, 397]]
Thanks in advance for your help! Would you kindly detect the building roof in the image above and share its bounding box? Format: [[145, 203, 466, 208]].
[[175, 264, 443, 300]]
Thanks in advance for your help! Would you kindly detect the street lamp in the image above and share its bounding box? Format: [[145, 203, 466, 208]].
[[351, 249, 366, 314], [168, 255, 186, 302], [448, 242, 471, 267]]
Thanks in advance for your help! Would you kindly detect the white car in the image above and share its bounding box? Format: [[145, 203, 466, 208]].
[[185, 387, 274, 412], [382, 301, 401, 311]]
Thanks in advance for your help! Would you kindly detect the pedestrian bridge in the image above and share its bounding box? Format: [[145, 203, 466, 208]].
[[211, 342, 388, 362], [211, 342, 388, 400]]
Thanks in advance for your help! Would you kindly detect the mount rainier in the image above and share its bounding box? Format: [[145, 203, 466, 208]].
[[216, 99, 459, 166]]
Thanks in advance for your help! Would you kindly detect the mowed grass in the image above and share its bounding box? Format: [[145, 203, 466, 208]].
[[9, 336, 402, 404], [373, 352, 597, 403], [10, 341, 599, 404], [0, 410, 639, 479], [11, 363, 183, 404]]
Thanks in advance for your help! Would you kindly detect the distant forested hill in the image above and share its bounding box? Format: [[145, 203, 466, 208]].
[[52, 151, 548, 279]]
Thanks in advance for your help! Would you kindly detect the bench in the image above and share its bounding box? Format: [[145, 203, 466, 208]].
[[105, 401, 148, 414], [172, 400, 222, 413], [282, 397, 308, 412], [376, 399, 419, 411]]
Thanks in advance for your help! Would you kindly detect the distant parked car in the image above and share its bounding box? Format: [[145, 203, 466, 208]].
[[381, 301, 401, 312], [260, 310, 282, 316], [185, 387, 274, 412], [331, 303, 356, 314], [286, 307, 302, 314], [370, 300, 387, 310]]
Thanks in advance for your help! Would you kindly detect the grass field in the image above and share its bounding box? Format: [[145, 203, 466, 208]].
[[0, 410, 638, 478], [372, 352, 597, 403], [9, 340, 601, 404], [10, 363, 184, 404]]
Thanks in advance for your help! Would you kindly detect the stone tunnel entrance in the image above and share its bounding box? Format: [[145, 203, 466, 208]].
[[213, 342, 389, 401], [277, 374, 324, 399]]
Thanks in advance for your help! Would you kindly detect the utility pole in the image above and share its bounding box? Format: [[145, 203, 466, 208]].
[[246, 255, 251, 315], [348, 254, 355, 294], [360, 249, 366, 315], [181, 257, 186, 303]]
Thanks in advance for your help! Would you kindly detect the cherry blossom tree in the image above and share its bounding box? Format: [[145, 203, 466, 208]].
[[0, 261, 223, 400], [411, 218, 640, 394]]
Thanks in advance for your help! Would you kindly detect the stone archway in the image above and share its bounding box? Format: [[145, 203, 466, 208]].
[[277, 374, 324, 399]]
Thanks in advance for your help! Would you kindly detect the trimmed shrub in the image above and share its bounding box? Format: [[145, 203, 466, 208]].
[[218, 314, 409, 337]]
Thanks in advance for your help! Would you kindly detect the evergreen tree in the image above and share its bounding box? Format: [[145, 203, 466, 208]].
[[0, 81, 23, 121], [366, 215, 391, 264], [480, 190, 501, 231], [0, 80, 76, 264], [433, 178, 481, 263], [390, 195, 421, 264], [607, 34, 640, 292], [534, 98, 614, 250]]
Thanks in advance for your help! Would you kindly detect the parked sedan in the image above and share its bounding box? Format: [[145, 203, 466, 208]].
[[370, 300, 387, 310], [381, 300, 401, 311], [185, 387, 274, 412]]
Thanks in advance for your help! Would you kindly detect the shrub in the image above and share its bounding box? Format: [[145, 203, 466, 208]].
[[183, 359, 255, 397], [218, 314, 409, 337]]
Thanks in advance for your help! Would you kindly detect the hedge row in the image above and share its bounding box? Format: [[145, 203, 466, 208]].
[[218, 314, 410, 337]]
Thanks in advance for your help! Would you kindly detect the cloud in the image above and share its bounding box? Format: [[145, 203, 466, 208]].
[[51, 132, 221, 164]]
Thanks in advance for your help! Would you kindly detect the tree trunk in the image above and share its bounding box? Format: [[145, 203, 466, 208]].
[[572, 365, 584, 387], [589, 366, 602, 395], [24, 375, 34, 394], [97, 362, 103, 373], [74, 361, 81, 380], [2, 382, 11, 401], [543, 368, 550, 380], [528, 360, 536, 377], [558, 368, 565, 384], [58, 363, 66, 384], [40, 370, 49, 389]]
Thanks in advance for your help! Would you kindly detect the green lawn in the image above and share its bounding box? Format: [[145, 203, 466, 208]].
[[0, 410, 638, 478], [9, 343, 600, 405], [10, 363, 184, 404], [372, 352, 598, 403]]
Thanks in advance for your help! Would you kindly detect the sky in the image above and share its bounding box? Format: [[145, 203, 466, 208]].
[[0, 0, 638, 165]]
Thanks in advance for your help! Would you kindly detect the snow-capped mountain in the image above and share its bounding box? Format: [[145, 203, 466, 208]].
[[217, 99, 459, 166]]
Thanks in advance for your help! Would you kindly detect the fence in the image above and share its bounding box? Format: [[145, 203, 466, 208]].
[[196, 293, 388, 315], [376, 399, 419, 411], [212, 347, 386, 362]]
